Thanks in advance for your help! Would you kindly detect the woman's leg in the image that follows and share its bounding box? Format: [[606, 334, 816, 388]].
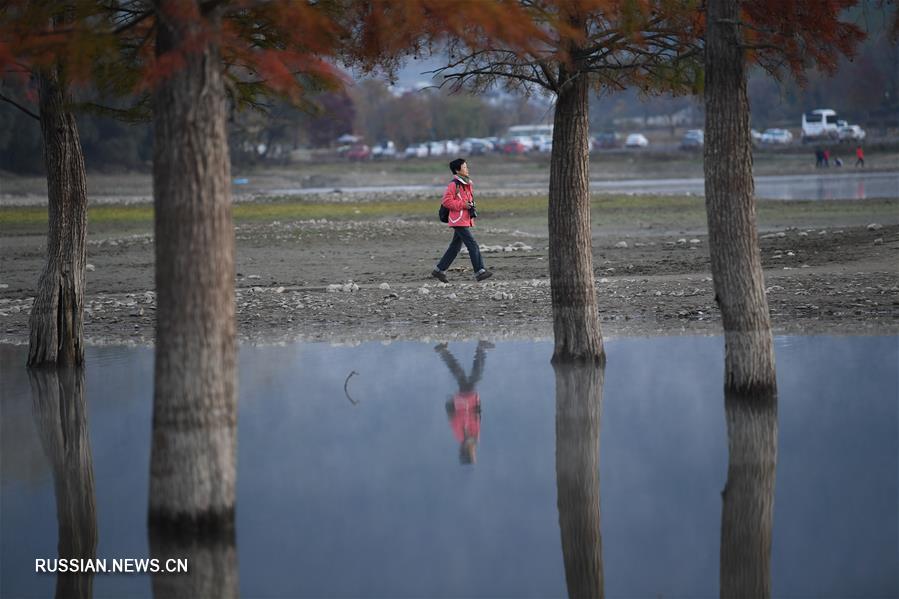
[[456, 227, 485, 272], [436, 229, 463, 271]]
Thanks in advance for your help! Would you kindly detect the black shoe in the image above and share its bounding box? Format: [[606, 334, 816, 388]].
[[431, 269, 449, 283], [476, 270, 493, 282]]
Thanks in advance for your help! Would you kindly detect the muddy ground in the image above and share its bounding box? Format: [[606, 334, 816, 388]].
[[1, 190, 897, 346]]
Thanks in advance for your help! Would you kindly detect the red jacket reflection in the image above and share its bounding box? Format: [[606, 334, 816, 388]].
[[448, 391, 480, 442]]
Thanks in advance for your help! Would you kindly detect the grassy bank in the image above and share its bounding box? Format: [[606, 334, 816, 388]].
[[2, 194, 896, 236]]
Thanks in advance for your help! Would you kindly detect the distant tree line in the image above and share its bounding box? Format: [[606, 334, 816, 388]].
[[1, 80, 546, 174], [0, 104, 152, 174]]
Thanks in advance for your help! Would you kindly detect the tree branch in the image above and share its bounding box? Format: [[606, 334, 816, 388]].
[[0, 93, 40, 121], [446, 68, 550, 91], [113, 10, 154, 35], [537, 59, 559, 92]]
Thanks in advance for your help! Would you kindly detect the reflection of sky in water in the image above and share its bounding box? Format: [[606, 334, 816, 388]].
[[1, 336, 896, 598]]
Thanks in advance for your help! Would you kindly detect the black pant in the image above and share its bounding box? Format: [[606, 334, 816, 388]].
[[437, 227, 484, 273]]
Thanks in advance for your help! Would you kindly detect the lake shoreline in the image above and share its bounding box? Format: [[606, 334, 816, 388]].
[[2, 196, 896, 347]]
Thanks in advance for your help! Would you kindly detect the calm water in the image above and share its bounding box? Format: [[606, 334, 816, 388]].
[[586, 171, 899, 200], [265, 171, 899, 201], [1, 335, 897, 598]]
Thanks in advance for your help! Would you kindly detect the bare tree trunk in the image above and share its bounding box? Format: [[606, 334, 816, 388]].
[[704, 0, 777, 394], [29, 367, 97, 599], [149, 0, 237, 534], [27, 67, 88, 367], [549, 63, 604, 364], [720, 391, 778, 599], [555, 363, 604, 599]]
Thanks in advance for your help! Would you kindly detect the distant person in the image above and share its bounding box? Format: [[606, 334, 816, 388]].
[[436, 341, 493, 464], [814, 147, 824, 168], [823, 147, 831, 167], [855, 145, 865, 167], [431, 158, 493, 283]]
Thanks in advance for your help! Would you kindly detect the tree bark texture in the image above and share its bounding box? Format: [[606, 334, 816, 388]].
[[720, 391, 778, 599], [29, 367, 97, 599], [549, 66, 604, 364], [27, 67, 88, 367], [704, 0, 777, 394], [555, 363, 604, 599], [149, 0, 237, 534]]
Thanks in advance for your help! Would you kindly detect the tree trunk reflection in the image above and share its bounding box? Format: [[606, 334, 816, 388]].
[[149, 528, 238, 599], [29, 367, 97, 599], [554, 363, 605, 599], [720, 391, 778, 599]]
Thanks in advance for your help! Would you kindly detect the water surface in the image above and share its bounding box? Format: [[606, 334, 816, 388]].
[[1, 335, 896, 598]]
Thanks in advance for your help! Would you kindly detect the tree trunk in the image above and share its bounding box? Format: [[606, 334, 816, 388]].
[[549, 66, 604, 364], [704, 0, 777, 394], [27, 67, 88, 367], [29, 367, 97, 599], [720, 391, 778, 599], [149, 0, 237, 534], [555, 363, 604, 599]]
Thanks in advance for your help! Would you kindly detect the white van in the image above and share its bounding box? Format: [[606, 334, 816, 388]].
[[801, 109, 840, 142]]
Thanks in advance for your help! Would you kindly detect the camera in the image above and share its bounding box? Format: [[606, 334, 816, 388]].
[[468, 202, 478, 219]]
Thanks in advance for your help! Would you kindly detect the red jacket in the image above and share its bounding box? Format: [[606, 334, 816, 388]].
[[442, 177, 475, 227]]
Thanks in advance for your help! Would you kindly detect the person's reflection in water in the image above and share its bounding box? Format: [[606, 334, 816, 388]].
[[436, 340, 492, 465], [554, 362, 605, 599], [149, 527, 238, 599], [29, 367, 98, 599], [720, 391, 778, 599]]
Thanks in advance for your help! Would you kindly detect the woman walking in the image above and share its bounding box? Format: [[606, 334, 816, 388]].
[[431, 158, 493, 283]]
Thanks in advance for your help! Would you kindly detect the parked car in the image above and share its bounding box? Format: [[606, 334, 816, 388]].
[[371, 141, 396, 159], [426, 141, 446, 156], [431, 140, 460, 155], [838, 124, 866, 142], [594, 131, 621, 148], [403, 144, 428, 159], [531, 135, 552, 151], [509, 136, 535, 151], [483, 137, 501, 151], [801, 108, 839, 142], [750, 129, 763, 145], [345, 144, 371, 160], [467, 139, 493, 155], [625, 133, 649, 148], [462, 138, 495, 154], [680, 129, 704, 150], [501, 139, 529, 155], [760, 128, 793, 145]]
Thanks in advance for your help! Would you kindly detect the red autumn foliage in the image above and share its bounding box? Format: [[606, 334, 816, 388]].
[[0, 0, 881, 115]]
